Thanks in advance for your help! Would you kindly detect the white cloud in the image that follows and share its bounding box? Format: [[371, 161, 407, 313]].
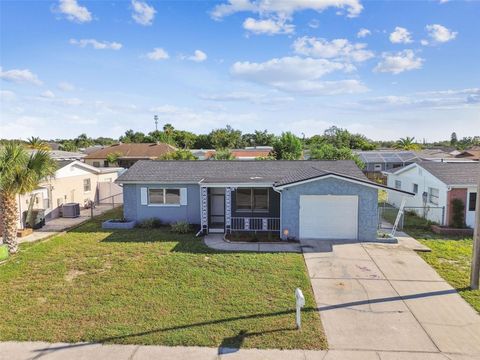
[[374, 50, 424, 74], [58, 82, 75, 92], [56, 0, 92, 23], [200, 91, 294, 104], [211, 0, 363, 20], [422, 24, 457, 45], [357, 28, 371, 38], [0, 67, 42, 85], [0, 90, 16, 102], [187, 50, 208, 62], [231, 56, 367, 95], [145, 48, 169, 60], [389, 26, 413, 44], [359, 88, 480, 110], [69, 38, 122, 50], [40, 90, 56, 98], [131, 0, 156, 26], [243, 17, 295, 35], [292, 37, 374, 62]]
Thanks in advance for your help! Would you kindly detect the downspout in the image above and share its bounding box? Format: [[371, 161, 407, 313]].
[[272, 186, 283, 240]]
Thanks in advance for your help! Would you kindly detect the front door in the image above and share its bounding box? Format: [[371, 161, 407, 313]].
[[209, 188, 225, 229]]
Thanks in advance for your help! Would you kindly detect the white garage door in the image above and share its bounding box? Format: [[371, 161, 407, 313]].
[[299, 195, 358, 240]]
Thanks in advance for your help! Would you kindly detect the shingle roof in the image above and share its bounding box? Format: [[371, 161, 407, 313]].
[[116, 160, 369, 186], [420, 162, 480, 185], [84, 143, 176, 159]]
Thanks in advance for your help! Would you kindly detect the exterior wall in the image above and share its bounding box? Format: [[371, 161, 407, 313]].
[[280, 177, 378, 241], [447, 188, 468, 227], [386, 164, 447, 225], [123, 183, 200, 224], [230, 188, 280, 218]]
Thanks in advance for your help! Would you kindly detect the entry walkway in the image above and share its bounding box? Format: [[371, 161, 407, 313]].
[[302, 237, 480, 358], [204, 234, 302, 252]]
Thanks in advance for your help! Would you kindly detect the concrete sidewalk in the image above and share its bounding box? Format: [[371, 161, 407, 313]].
[[204, 234, 302, 252], [0, 341, 470, 360], [302, 238, 480, 358]]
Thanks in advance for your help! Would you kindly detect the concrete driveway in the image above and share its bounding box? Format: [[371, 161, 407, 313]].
[[302, 237, 480, 358]]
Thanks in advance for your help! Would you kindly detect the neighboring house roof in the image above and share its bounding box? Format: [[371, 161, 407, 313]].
[[389, 162, 480, 186], [357, 151, 419, 164], [56, 160, 75, 169], [55, 160, 119, 174], [28, 149, 86, 160], [455, 149, 480, 160], [84, 143, 176, 160], [414, 149, 453, 160], [230, 149, 273, 158]]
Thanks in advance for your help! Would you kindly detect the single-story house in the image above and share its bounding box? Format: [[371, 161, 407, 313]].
[[385, 162, 479, 228], [116, 160, 412, 241], [84, 143, 176, 168], [0, 160, 122, 234]]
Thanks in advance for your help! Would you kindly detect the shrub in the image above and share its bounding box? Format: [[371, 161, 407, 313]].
[[451, 198, 465, 228], [170, 220, 191, 234], [136, 218, 163, 229]]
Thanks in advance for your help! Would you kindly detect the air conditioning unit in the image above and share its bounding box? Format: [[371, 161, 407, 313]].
[[62, 203, 80, 218]]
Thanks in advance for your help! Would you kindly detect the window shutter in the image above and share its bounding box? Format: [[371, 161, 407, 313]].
[[180, 188, 188, 205], [140, 187, 148, 205]]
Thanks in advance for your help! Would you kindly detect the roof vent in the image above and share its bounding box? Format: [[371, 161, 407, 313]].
[[250, 176, 263, 180]]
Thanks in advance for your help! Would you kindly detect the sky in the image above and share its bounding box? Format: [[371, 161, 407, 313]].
[[1, 0, 479, 142]]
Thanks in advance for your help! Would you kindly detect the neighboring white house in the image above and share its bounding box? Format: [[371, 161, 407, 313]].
[[385, 162, 479, 228]]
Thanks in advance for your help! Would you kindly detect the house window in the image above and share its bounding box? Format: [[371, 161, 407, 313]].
[[93, 161, 100, 167], [412, 183, 419, 194], [469, 193, 477, 211], [374, 164, 382, 171], [83, 178, 91, 192], [235, 188, 269, 212], [148, 188, 180, 205], [428, 187, 439, 205], [395, 180, 402, 190]]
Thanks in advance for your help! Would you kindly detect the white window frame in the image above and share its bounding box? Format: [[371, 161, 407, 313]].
[[83, 178, 91, 193], [428, 187, 439, 205], [148, 188, 181, 207], [395, 180, 402, 190], [412, 183, 418, 194]]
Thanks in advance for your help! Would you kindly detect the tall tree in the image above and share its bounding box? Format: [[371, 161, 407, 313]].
[[209, 125, 243, 149], [242, 130, 276, 147], [158, 149, 196, 160], [272, 132, 303, 160], [0, 143, 57, 254], [450, 132, 458, 146], [310, 143, 364, 168], [211, 149, 235, 160], [74, 133, 94, 148], [26, 137, 50, 151], [393, 137, 421, 150]]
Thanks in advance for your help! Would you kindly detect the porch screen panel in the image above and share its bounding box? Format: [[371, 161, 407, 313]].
[[253, 188, 268, 211], [236, 189, 251, 210]]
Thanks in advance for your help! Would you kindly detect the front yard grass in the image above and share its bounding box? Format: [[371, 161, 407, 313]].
[[418, 238, 479, 313], [0, 208, 326, 350]]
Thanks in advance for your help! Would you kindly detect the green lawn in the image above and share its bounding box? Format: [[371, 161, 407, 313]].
[[0, 208, 326, 350], [418, 238, 479, 313]]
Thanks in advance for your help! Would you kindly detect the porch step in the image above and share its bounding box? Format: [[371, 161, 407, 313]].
[[209, 228, 224, 234]]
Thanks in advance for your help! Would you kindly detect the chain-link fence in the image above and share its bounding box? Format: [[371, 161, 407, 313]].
[[378, 202, 445, 231]]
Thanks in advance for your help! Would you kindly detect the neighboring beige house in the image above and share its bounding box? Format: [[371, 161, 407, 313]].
[[84, 143, 176, 168], [11, 160, 122, 230]]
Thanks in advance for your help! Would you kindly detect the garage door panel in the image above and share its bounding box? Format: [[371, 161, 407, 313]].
[[299, 195, 358, 240]]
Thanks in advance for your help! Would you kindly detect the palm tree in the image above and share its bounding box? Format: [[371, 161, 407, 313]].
[[394, 137, 421, 151], [0, 143, 57, 254], [26, 136, 50, 151], [211, 149, 235, 160]]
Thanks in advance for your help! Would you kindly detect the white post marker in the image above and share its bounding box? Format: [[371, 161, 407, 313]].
[[295, 288, 305, 329]]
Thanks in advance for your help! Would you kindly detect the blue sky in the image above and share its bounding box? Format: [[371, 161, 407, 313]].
[[1, 0, 479, 141]]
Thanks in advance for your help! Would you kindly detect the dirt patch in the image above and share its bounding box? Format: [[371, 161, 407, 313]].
[[65, 269, 86, 282]]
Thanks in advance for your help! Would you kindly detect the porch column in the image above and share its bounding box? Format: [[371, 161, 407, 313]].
[[225, 187, 232, 233], [200, 186, 208, 233]]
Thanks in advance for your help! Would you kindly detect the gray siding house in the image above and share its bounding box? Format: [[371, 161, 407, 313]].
[[116, 160, 412, 241]]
